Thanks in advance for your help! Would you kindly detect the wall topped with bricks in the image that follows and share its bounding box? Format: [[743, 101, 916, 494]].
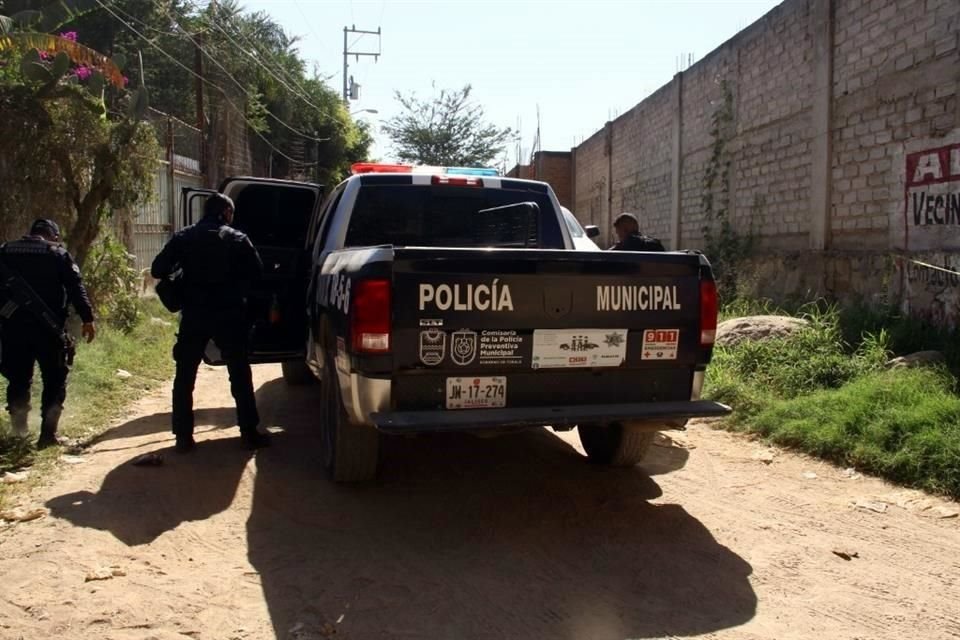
[[569, 0, 959, 319]]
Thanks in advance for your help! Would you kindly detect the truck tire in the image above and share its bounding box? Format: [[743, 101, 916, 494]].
[[578, 422, 656, 467], [320, 361, 379, 482], [281, 360, 315, 385]]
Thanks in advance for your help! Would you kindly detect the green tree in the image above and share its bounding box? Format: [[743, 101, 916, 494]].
[[382, 84, 511, 166], [0, 18, 157, 267]]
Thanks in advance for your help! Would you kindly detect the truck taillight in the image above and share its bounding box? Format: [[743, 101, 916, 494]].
[[700, 279, 719, 346], [351, 279, 391, 353]]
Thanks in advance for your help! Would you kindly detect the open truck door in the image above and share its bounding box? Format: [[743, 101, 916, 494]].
[[180, 178, 323, 378]]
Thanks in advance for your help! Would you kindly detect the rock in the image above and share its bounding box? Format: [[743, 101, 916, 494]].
[[116, 369, 133, 379], [751, 449, 777, 464], [832, 549, 859, 561], [149, 316, 172, 327], [842, 467, 862, 480], [60, 455, 86, 465], [802, 471, 818, 480], [716, 315, 810, 347], [1, 471, 29, 484], [886, 350, 946, 369], [930, 506, 959, 519], [131, 452, 164, 467], [0, 507, 47, 523], [84, 567, 125, 582], [854, 499, 889, 514]]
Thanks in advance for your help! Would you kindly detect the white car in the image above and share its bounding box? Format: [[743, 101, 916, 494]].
[[561, 206, 601, 250]]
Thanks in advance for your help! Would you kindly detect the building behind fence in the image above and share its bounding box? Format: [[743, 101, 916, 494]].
[[128, 109, 207, 272]]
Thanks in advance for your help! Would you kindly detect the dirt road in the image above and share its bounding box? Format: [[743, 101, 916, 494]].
[[1, 364, 959, 640]]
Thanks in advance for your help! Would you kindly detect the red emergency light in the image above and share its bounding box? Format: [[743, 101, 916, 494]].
[[351, 162, 414, 175]]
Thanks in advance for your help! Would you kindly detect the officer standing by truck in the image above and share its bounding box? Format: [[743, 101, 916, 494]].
[[0, 219, 97, 448], [151, 193, 269, 453], [609, 212, 665, 251]]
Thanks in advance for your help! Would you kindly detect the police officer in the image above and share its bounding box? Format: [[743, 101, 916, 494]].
[[609, 212, 666, 251], [0, 219, 96, 448], [151, 193, 268, 453]]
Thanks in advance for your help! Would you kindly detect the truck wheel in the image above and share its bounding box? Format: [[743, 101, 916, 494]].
[[281, 360, 315, 385], [320, 361, 379, 482], [578, 422, 656, 467]]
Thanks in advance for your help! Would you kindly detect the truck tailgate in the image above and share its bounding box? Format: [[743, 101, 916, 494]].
[[384, 247, 720, 417], [392, 247, 705, 371]]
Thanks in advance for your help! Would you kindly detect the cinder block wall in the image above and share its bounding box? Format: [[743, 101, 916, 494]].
[[570, 0, 960, 320]]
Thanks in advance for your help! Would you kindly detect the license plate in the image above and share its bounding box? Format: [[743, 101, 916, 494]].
[[445, 376, 506, 410]]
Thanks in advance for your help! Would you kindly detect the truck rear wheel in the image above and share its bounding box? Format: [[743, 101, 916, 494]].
[[281, 360, 315, 385], [578, 422, 656, 467], [320, 361, 379, 482]]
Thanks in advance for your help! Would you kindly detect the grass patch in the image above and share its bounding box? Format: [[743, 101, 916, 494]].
[[748, 368, 960, 497], [0, 299, 176, 506], [705, 301, 960, 498]]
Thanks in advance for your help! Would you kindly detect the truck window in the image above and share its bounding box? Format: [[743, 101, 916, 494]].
[[232, 184, 315, 249], [344, 186, 565, 249]]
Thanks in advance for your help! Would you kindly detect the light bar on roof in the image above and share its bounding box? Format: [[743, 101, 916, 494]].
[[351, 162, 413, 174], [444, 167, 500, 176]]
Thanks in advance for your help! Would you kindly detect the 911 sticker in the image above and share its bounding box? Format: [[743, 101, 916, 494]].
[[641, 329, 679, 360]]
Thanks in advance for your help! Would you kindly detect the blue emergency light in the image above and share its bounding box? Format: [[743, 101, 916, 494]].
[[443, 167, 500, 176]]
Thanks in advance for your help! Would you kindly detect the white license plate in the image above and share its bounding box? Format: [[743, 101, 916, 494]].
[[445, 376, 507, 410]]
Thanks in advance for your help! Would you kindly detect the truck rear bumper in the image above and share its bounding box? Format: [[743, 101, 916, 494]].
[[370, 400, 731, 434]]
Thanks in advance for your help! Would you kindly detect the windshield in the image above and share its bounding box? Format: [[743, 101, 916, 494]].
[[562, 208, 585, 238], [344, 185, 565, 249]]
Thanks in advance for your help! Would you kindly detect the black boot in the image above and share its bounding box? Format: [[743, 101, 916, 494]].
[[240, 429, 271, 450], [37, 405, 64, 449], [175, 434, 196, 453]]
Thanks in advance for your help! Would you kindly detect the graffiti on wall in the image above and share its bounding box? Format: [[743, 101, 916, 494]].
[[898, 255, 960, 327], [904, 142, 960, 251]]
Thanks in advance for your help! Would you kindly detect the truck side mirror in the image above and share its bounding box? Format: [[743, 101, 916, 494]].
[[584, 225, 600, 239]]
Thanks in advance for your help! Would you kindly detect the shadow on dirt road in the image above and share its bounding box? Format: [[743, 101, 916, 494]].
[[48, 375, 757, 639]]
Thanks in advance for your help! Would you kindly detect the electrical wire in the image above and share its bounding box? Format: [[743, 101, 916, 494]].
[[202, 7, 332, 118], [105, 0, 335, 140], [93, 0, 320, 165]]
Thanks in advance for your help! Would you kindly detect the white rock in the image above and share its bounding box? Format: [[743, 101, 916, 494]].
[[716, 315, 811, 347]]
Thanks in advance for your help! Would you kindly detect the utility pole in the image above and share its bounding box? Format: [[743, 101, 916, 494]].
[[194, 29, 205, 175], [342, 25, 382, 103]]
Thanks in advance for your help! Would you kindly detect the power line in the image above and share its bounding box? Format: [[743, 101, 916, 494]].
[[106, 0, 331, 140], [93, 0, 319, 165], [202, 2, 335, 117], [145, 0, 329, 138]]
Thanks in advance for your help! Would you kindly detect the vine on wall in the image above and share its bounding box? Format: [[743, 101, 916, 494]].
[[701, 77, 754, 301]]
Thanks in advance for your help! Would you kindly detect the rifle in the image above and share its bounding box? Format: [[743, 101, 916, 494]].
[[0, 255, 77, 367]]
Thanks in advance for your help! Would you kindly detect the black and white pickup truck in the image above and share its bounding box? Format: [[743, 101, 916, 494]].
[[183, 165, 730, 482]]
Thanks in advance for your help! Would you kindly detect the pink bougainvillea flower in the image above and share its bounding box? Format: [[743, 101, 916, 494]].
[[75, 66, 92, 81], [122, 75, 129, 86], [60, 31, 78, 42], [38, 50, 50, 60]]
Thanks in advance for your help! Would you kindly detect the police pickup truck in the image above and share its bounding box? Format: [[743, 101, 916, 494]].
[[182, 164, 729, 482]]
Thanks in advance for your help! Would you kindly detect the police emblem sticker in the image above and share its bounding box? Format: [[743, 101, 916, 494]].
[[450, 329, 478, 366], [418, 329, 446, 366]]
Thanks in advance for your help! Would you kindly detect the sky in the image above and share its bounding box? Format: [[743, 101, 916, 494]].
[[242, 0, 782, 166]]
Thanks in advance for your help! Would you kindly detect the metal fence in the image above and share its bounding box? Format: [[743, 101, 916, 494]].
[[131, 110, 205, 272]]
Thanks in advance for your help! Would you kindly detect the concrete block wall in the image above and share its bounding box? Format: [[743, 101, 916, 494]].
[[611, 85, 674, 247], [569, 0, 960, 320]]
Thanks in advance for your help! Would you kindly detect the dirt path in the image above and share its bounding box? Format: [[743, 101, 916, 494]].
[[1, 364, 959, 640]]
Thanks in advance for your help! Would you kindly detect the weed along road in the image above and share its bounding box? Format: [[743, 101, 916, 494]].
[[0, 364, 958, 640]]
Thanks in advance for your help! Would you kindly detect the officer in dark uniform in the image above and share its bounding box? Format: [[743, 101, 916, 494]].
[[151, 193, 268, 453], [0, 219, 96, 447], [609, 212, 666, 251]]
